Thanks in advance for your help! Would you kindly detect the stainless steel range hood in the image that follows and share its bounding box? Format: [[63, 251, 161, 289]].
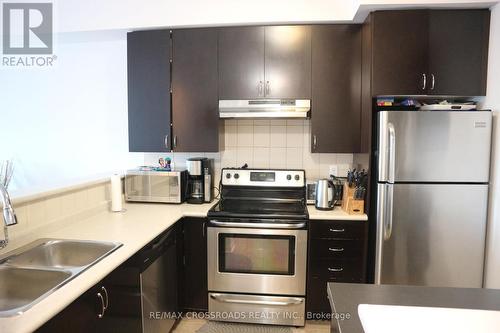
[[219, 99, 311, 119]]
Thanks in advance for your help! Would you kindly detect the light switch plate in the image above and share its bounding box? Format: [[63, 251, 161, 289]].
[[329, 165, 339, 177]]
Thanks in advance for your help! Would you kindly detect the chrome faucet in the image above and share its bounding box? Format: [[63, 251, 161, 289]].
[[0, 161, 17, 249]]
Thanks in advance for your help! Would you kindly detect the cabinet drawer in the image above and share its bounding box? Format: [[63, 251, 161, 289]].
[[309, 259, 365, 283], [309, 220, 366, 240], [310, 239, 364, 260]]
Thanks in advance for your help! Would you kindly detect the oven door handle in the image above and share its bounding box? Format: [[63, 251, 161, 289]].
[[210, 294, 304, 306], [209, 220, 306, 229]]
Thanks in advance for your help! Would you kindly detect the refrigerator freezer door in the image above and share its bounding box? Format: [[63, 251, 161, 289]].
[[378, 111, 492, 183], [376, 183, 488, 288]]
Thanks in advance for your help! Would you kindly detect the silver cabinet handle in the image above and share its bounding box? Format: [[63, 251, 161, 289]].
[[265, 81, 270, 95], [328, 247, 344, 252], [101, 286, 109, 310], [329, 228, 345, 233], [328, 267, 344, 272], [97, 292, 106, 318], [164, 135, 169, 149], [173, 135, 177, 149], [422, 73, 427, 90], [258, 81, 263, 96], [313, 135, 317, 150], [430, 73, 435, 90]]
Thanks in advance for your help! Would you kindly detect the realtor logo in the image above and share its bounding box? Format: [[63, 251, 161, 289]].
[[2, 2, 53, 54]]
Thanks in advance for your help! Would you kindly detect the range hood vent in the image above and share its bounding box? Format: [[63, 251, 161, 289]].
[[219, 99, 311, 119]]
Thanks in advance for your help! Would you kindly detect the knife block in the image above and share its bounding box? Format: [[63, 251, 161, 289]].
[[341, 183, 365, 215]]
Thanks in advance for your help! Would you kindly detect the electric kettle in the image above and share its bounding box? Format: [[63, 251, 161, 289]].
[[315, 179, 336, 210]]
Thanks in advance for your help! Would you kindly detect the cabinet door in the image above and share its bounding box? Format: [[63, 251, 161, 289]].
[[264, 25, 312, 99], [179, 217, 208, 312], [172, 29, 220, 152], [218, 27, 265, 99], [127, 30, 171, 152], [36, 285, 101, 333], [428, 10, 490, 96], [371, 11, 429, 96], [311, 25, 361, 153]]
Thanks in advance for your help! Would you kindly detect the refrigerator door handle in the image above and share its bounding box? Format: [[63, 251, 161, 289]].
[[388, 123, 396, 184], [384, 184, 394, 241], [375, 184, 386, 284], [375, 183, 394, 284]]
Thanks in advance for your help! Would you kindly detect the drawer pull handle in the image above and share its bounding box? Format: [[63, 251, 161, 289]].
[[328, 247, 344, 252], [328, 267, 344, 272], [329, 228, 345, 233]]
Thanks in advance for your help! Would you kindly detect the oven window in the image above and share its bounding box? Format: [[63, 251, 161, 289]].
[[218, 234, 295, 275]]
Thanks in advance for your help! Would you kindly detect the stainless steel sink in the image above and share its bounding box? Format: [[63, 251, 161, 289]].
[[0, 266, 71, 315], [6, 239, 120, 269], [0, 238, 122, 317]]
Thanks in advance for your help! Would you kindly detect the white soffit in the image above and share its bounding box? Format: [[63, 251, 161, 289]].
[[54, 0, 499, 33]]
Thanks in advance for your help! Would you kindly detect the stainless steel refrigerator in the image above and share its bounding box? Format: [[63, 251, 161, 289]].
[[374, 110, 492, 288]]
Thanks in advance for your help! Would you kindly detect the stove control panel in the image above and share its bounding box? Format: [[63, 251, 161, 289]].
[[222, 169, 305, 187]]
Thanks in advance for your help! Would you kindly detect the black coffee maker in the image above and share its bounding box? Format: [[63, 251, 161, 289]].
[[186, 157, 213, 204]]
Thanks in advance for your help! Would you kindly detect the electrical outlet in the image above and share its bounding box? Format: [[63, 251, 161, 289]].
[[329, 165, 339, 177]]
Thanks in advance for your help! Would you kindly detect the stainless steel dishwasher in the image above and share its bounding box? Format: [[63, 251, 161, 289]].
[[100, 226, 178, 333]]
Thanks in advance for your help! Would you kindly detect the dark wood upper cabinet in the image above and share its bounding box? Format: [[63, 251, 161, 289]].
[[218, 26, 265, 99], [172, 29, 221, 152], [428, 10, 490, 96], [371, 10, 429, 96], [370, 9, 490, 97], [311, 25, 361, 153], [264, 26, 312, 99], [127, 30, 171, 152], [218, 25, 311, 99]]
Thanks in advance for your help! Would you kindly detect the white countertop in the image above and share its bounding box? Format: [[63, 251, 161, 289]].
[[0, 202, 213, 333], [0, 201, 367, 332], [307, 205, 368, 221]]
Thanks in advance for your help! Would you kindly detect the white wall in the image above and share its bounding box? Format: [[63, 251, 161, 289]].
[[484, 3, 500, 289], [0, 31, 142, 193]]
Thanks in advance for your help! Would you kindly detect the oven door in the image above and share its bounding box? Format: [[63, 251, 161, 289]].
[[207, 224, 307, 296]]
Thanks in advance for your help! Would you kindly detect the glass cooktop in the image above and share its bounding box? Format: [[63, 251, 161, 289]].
[[208, 198, 308, 220]]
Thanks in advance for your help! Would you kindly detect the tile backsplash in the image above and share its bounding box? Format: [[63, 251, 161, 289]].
[[143, 119, 354, 185]]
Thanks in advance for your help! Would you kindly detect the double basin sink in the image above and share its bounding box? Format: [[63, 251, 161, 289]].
[[0, 239, 122, 317]]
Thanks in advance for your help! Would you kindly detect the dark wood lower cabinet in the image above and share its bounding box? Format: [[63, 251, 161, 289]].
[[37, 225, 181, 333], [306, 220, 368, 316], [178, 217, 208, 312], [36, 283, 104, 333]]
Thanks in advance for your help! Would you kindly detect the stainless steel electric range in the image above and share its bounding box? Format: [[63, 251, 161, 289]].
[[207, 168, 308, 327]]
